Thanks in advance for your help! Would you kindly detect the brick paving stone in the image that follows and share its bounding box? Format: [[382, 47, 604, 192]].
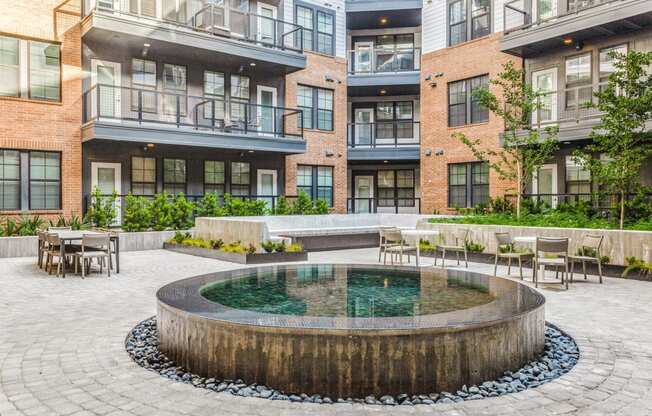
[[2, 248, 652, 415]]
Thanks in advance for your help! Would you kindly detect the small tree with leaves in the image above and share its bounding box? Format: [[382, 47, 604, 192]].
[[573, 50, 652, 229], [453, 61, 559, 218]]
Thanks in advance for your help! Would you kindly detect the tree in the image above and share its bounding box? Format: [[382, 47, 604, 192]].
[[453, 61, 559, 218], [573, 50, 652, 229]]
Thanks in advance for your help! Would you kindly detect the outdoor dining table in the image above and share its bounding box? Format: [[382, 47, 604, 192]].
[[400, 229, 441, 267], [54, 230, 120, 277]]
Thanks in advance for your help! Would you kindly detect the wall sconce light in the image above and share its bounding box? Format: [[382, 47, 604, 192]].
[[425, 72, 444, 88], [325, 150, 334, 157], [435, 149, 445, 156], [325, 75, 335, 83], [425, 149, 432, 156]]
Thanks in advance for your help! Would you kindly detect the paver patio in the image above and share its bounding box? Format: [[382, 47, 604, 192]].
[[1, 248, 652, 416]]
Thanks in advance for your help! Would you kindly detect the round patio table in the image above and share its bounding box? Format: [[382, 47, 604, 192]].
[[400, 229, 440, 267]]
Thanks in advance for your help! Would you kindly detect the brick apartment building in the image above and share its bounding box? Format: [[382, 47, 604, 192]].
[[1, 0, 651, 219]]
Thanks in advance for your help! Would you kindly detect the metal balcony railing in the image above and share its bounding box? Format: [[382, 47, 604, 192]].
[[531, 82, 606, 129], [347, 121, 420, 148], [84, 84, 304, 140], [88, 0, 305, 53], [347, 48, 421, 74], [347, 197, 421, 214], [504, 0, 620, 33]]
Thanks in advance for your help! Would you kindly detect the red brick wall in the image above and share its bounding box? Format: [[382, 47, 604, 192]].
[[284, 52, 348, 213], [0, 2, 82, 219], [420, 34, 519, 214]]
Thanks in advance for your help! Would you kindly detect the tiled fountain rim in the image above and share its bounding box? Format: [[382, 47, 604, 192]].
[[156, 263, 546, 331]]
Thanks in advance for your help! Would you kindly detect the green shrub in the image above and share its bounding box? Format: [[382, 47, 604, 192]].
[[261, 240, 276, 253], [490, 197, 514, 214], [313, 199, 330, 214], [622, 257, 652, 278], [171, 193, 195, 230], [170, 231, 191, 244], [287, 242, 303, 253], [122, 194, 152, 232], [151, 192, 174, 231], [85, 187, 117, 228], [272, 196, 291, 215], [50, 214, 88, 230], [465, 240, 485, 253], [247, 243, 257, 254], [210, 239, 224, 250], [576, 247, 610, 264], [221, 241, 247, 254], [221, 194, 267, 216], [195, 193, 224, 218], [274, 241, 286, 253]]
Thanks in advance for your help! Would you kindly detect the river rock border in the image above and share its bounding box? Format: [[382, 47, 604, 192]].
[[126, 317, 579, 406]]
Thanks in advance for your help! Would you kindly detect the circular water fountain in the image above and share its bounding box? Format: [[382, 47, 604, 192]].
[[157, 264, 545, 398]]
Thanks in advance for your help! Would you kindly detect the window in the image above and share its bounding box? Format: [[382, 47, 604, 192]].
[[397, 170, 415, 207], [377, 170, 395, 207], [448, 75, 489, 126], [163, 64, 187, 116], [295, 3, 335, 55], [565, 53, 592, 109], [297, 165, 333, 206], [317, 88, 333, 130], [29, 151, 60, 210], [163, 158, 186, 195], [132, 59, 157, 112], [448, 162, 488, 208], [230, 75, 250, 123], [297, 165, 313, 196], [0, 36, 19, 97], [203, 70, 225, 120], [449, 0, 491, 46], [317, 166, 333, 206], [29, 41, 60, 101], [230, 162, 250, 196], [0, 150, 20, 210], [316, 11, 334, 55], [130, 0, 157, 17], [566, 156, 591, 195], [297, 85, 313, 129], [162, 0, 186, 23], [600, 44, 627, 82], [204, 161, 225, 196], [297, 85, 334, 131], [131, 156, 156, 196], [296, 6, 313, 51]]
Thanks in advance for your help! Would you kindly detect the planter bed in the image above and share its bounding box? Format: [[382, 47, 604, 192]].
[[417, 251, 641, 280], [163, 243, 307, 264]]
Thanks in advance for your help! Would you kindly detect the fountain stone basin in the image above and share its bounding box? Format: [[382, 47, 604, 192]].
[[157, 264, 545, 398]]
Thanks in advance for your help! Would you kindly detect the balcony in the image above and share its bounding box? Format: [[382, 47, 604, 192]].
[[347, 48, 421, 94], [82, 84, 306, 154], [502, 0, 652, 56], [82, 1, 306, 72], [347, 121, 420, 160], [345, 0, 422, 13]]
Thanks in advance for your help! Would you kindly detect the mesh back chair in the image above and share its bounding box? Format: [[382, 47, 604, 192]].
[[533, 237, 570, 290], [568, 234, 605, 283], [437, 229, 469, 268], [44, 233, 75, 277], [380, 228, 416, 265], [73, 234, 112, 278], [379, 227, 401, 263], [493, 232, 533, 279]]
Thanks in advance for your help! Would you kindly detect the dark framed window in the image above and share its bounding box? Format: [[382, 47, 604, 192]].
[[131, 156, 156, 196], [448, 161, 489, 208], [565, 156, 591, 194], [204, 160, 225, 196], [565, 53, 592, 110], [132, 58, 157, 113], [230, 75, 250, 123], [297, 165, 333, 207], [0, 36, 20, 97], [29, 151, 61, 210], [230, 162, 250, 197], [163, 158, 186, 195], [377, 169, 415, 207], [0, 149, 20, 210], [599, 44, 627, 83], [297, 85, 334, 131], [448, 0, 491, 47], [295, 2, 335, 55], [448, 75, 489, 126], [29, 41, 61, 101], [162, 63, 187, 116], [203, 70, 225, 120]]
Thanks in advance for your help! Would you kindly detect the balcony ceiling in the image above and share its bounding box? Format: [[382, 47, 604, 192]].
[[346, 8, 421, 30], [346, 0, 422, 13], [502, 1, 652, 57], [82, 11, 306, 74], [347, 83, 420, 97]]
